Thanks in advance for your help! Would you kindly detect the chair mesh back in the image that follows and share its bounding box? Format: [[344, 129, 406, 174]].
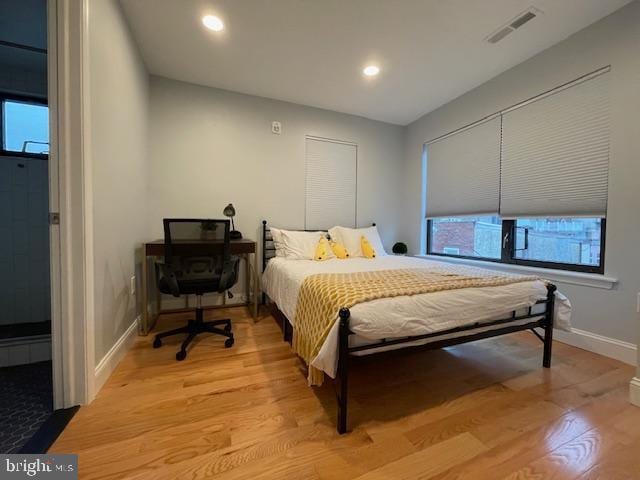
[[163, 219, 231, 265]]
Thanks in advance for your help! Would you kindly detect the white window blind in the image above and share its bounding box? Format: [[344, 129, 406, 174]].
[[500, 72, 610, 218], [305, 137, 357, 230], [426, 117, 501, 218]]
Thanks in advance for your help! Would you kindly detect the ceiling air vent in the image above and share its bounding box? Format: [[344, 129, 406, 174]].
[[486, 7, 542, 44], [510, 10, 537, 29], [487, 27, 514, 44]]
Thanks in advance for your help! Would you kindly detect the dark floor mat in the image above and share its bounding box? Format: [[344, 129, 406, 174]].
[[0, 361, 53, 453]]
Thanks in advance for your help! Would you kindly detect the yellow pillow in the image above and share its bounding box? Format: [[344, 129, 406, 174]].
[[361, 235, 376, 259], [330, 240, 349, 259], [314, 237, 331, 261]]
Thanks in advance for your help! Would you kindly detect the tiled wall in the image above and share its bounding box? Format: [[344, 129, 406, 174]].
[[0, 157, 51, 328], [0, 50, 48, 98], [0, 335, 51, 367]]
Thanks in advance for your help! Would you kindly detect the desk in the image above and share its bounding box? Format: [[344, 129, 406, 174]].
[[140, 238, 258, 335]]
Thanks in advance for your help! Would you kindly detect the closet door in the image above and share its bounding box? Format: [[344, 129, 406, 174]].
[[304, 136, 357, 230]]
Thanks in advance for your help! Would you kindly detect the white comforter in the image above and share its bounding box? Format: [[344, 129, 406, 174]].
[[262, 256, 571, 379]]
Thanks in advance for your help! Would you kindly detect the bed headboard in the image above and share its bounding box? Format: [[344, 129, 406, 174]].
[[261, 220, 275, 272], [261, 220, 326, 271], [261, 220, 376, 272]]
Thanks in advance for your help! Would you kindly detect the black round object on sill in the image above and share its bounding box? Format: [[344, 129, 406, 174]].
[[392, 242, 408, 255]]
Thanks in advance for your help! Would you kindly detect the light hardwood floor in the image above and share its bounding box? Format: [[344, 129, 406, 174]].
[[51, 307, 640, 479]]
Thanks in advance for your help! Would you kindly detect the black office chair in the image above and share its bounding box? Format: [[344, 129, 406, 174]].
[[152, 219, 239, 360]]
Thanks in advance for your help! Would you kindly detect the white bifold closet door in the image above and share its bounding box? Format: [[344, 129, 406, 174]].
[[305, 136, 357, 230]]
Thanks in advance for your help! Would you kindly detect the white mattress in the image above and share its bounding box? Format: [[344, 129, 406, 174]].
[[262, 256, 571, 379]]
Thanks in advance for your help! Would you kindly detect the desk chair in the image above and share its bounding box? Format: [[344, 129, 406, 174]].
[[153, 219, 239, 360]]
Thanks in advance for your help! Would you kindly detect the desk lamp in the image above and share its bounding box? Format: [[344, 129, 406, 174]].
[[223, 203, 242, 239]]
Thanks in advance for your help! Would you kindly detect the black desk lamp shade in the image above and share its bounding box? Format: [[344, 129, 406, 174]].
[[223, 203, 242, 239]]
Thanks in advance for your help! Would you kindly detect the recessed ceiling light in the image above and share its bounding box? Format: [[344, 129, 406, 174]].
[[363, 65, 380, 77], [202, 15, 224, 32]]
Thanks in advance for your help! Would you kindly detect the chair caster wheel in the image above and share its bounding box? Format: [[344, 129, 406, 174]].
[[153, 338, 162, 348], [224, 323, 232, 333], [176, 350, 187, 361], [225, 337, 234, 348]]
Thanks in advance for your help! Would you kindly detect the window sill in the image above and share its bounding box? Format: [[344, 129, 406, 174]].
[[416, 254, 618, 290]]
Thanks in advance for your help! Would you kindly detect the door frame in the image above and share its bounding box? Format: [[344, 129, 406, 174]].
[[48, 0, 94, 409]]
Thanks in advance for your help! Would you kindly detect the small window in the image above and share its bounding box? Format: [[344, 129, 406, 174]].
[[513, 218, 603, 268], [428, 216, 502, 260], [2, 99, 49, 155]]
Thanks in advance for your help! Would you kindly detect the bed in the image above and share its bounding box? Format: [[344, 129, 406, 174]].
[[260, 221, 571, 433]]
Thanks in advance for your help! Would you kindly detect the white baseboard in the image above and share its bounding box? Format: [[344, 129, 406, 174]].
[[554, 327, 637, 366], [94, 317, 139, 395], [631, 378, 640, 407]]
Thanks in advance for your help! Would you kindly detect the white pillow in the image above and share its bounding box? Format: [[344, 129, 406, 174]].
[[280, 230, 326, 260], [269, 227, 286, 257], [329, 226, 387, 258]]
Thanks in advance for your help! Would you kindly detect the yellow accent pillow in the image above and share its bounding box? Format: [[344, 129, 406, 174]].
[[361, 235, 376, 258], [329, 240, 350, 259], [314, 237, 331, 261]]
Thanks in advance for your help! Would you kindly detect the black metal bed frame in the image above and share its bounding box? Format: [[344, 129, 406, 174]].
[[261, 220, 556, 434]]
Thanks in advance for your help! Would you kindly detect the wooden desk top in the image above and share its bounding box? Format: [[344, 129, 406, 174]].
[[145, 238, 256, 256]]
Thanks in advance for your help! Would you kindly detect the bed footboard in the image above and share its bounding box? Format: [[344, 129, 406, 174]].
[[337, 308, 351, 434], [543, 283, 557, 368], [334, 282, 557, 434]]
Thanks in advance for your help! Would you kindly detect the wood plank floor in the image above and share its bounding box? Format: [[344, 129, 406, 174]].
[[51, 307, 640, 479]]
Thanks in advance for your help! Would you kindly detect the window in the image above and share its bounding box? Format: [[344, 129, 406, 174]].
[[428, 216, 501, 260], [427, 217, 605, 273], [1, 97, 49, 156], [512, 218, 603, 268], [424, 69, 610, 274]]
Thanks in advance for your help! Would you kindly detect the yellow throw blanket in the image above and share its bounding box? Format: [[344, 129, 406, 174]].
[[292, 268, 538, 385]]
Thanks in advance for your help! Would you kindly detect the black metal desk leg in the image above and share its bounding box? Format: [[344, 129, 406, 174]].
[[141, 247, 149, 335]]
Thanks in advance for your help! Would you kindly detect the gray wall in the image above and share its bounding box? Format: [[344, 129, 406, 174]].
[[402, 2, 640, 361], [89, 0, 149, 362], [147, 76, 405, 279]]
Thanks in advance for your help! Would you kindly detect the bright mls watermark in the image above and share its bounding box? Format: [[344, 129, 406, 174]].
[[1, 455, 77, 479]]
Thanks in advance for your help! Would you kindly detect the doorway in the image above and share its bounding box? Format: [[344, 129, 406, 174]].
[[0, 0, 60, 453]]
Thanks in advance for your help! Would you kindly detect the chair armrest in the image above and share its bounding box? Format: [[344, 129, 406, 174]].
[[155, 261, 181, 297], [219, 256, 240, 292]]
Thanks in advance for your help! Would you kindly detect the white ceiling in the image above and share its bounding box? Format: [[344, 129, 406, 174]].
[[120, 0, 631, 125]]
